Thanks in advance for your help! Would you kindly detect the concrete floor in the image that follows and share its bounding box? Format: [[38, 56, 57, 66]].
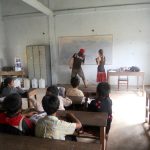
[[107, 89, 150, 150], [34, 86, 150, 150]]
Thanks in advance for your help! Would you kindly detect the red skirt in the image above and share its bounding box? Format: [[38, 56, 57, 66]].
[[96, 72, 106, 82]]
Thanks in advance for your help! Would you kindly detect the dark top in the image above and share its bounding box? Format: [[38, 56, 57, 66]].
[[88, 97, 112, 121], [0, 113, 34, 135], [1, 87, 25, 97], [98, 64, 105, 72], [96, 56, 105, 72], [72, 53, 85, 70]]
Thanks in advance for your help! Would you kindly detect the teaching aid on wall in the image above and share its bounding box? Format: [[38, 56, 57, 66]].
[[58, 35, 113, 65]]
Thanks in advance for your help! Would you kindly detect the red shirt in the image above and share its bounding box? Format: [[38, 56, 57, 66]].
[[0, 113, 34, 135]]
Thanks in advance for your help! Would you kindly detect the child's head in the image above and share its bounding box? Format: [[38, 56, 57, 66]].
[[96, 82, 110, 97], [4, 77, 14, 87], [46, 85, 59, 96], [3, 93, 22, 117], [42, 95, 60, 115], [71, 76, 80, 88]]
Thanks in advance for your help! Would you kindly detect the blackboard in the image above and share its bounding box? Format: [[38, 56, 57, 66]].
[[58, 35, 113, 65]]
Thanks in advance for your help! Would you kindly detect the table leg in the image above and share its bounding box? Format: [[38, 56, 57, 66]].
[[100, 127, 106, 150], [142, 75, 144, 96], [137, 76, 139, 89], [148, 95, 150, 129]]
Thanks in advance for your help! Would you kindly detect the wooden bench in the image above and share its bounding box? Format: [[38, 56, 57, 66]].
[[0, 133, 100, 150]]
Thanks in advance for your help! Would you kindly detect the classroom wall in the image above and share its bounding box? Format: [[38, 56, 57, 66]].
[[2, 1, 150, 86], [0, 1, 6, 68], [3, 14, 50, 73], [54, 4, 150, 85]]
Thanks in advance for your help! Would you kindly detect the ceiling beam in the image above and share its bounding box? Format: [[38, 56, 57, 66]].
[[22, 0, 53, 16]]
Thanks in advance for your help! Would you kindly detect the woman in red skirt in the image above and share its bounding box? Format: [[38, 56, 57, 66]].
[[96, 49, 106, 82]]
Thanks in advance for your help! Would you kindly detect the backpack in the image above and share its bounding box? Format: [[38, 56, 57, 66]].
[[129, 66, 140, 72]]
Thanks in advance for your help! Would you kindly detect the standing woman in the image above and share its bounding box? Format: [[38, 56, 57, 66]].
[[96, 49, 106, 82]]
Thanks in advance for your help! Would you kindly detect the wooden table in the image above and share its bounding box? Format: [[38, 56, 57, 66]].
[[0, 71, 25, 77], [145, 90, 150, 129], [0, 133, 100, 150], [58, 110, 108, 150], [107, 71, 144, 94]]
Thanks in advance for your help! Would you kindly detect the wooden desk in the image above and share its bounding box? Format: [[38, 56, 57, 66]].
[[107, 71, 144, 94], [58, 110, 108, 150], [81, 87, 96, 98], [0, 133, 100, 150], [145, 90, 150, 129]]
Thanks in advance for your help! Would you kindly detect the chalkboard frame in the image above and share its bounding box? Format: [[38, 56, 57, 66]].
[[58, 35, 113, 65]]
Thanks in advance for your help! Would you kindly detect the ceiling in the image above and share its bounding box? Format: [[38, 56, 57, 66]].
[[1, 0, 150, 16]]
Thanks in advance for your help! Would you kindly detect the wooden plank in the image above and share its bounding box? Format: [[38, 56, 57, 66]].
[[0, 71, 25, 76], [0, 133, 100, 150], [57, 110, 108, 127]]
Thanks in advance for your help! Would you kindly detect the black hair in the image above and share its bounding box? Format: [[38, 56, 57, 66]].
[[42, 95, 60, 115], [46, 85, 59, 96], [96, 82, 110, 97], [4, 77, 14, 87], [2, 93, 22, 117], [0, 77, 14, 94], [71, 76, 80, 88], [99, 49, 103, 55]]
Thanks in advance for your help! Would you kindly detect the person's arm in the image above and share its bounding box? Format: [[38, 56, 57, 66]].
[[16, 87, 25, 94], [63, 97, 72, 107], [96, 57, 101, 65], [81, 55, 85, 65], [66, 112, 82, 129], [68, 55, 74, 69]]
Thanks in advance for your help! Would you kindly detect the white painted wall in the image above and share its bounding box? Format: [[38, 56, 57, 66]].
[[54, 4, 150, 85], [3, 14, 50, 72], [0, 1, 6, 68]]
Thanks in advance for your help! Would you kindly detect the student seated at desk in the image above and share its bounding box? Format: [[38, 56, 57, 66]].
[[0, 93, 35, 135], [0, 77, 26, 97], [66, 76, 84, 97], [47, 85, 72, 110], [88, 82, 112, 138], [30, 85, 72, 111], [35, 95, 82, 140]]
